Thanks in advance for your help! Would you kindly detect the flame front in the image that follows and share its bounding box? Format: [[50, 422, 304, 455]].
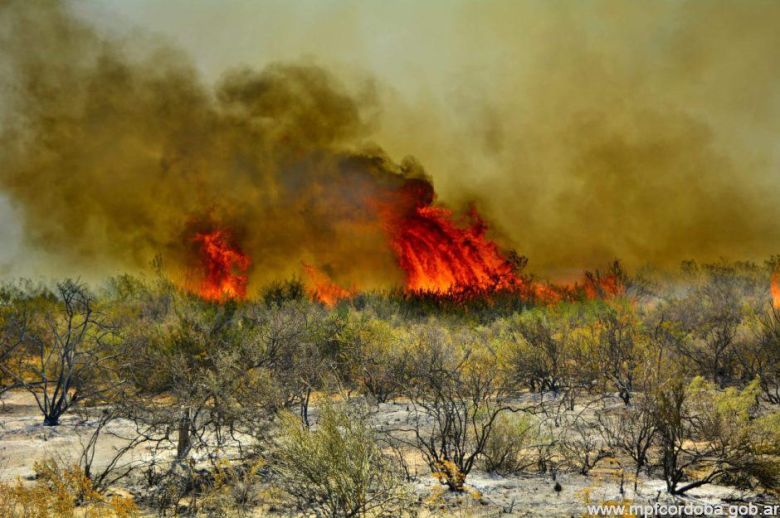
[[392, 206, 521, 294], [772, 271, 780, 309], [372, 178, 625, 303], [193, 230, 251, 302], [378, 179, 523, 296], [184, 178, 623, 306]]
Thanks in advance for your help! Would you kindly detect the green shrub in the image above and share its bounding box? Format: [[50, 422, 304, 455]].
[[481, 412, 541, 475], [274, 402, 413, 517]]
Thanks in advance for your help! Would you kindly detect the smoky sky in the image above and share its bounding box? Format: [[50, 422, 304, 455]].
[[0, 0, 779, 286], [0, 0, 423, 290]]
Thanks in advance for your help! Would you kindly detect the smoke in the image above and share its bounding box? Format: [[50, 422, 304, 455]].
[[1, 0, 779, 288], [368, 1, 780, 275], [0, 0, 432, 290]]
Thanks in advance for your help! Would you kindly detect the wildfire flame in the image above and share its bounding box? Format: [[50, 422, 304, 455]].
[[582, 264, 625, 299], [392, 205, 521, 293], [185, 181, 623, 306], [192, 229, 251, 302], [772, 271, 780, 309], [302, 263, 353, 307], [379, 179, 524, 296], [371, 178, 624, 304]]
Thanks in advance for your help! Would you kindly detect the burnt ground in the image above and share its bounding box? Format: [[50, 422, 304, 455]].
[[1, 391, 776, 517]]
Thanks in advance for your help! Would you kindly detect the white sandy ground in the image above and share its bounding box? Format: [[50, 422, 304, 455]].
[[0, 390, 153, 483], [1, 392, 777, 516]]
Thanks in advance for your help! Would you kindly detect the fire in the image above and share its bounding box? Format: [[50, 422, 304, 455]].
[[373, 178, 621, 305], [379, 179, 524, 296], [192, 229, 250, 302], [185, 181, 624, 307], [772, 271, 780, 309], [392, 205, 521, 293], [581, 263, 625, 299], [302, 263, 353, 307], [530, 282, 564, 304]]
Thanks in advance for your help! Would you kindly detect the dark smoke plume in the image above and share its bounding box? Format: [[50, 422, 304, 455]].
[[1, 0, 779, 288], [0, 0, 433, 290], [367, 1, 780, 274]]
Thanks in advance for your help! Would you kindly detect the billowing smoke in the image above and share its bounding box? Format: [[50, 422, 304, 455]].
[[363, 1, 780, 274], [1, 0, 779, 293], [0, 0, 443, 293]]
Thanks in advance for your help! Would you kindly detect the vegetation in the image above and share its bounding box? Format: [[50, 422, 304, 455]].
[[0, 458, 137, 518], [274, 403, 412, 517], [0, 259, 779, 514]]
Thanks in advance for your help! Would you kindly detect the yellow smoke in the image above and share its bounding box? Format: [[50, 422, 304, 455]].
[[1, 0, 779, 288]]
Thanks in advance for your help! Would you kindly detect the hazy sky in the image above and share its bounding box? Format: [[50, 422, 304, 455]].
[[1, 0, 779, 282]]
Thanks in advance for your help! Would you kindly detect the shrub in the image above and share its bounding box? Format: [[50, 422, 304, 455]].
[[405, 326, 518, 491], [274, 402, 413, 517], [341, 316, 411, 403], [197, 459, 266, 517], [653, 376, 780, 494], [481, 412, 541, 475], [0, 458, 137, 518]]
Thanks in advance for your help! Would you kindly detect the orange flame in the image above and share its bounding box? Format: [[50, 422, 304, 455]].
[[529, 282, 564, 304], [393, 205, 521, 293], [372, 178, 623, 305], [184, 180, 624, 307], [772, 271, 780, 309], [379, 179, 524, 296], [582, 266, 625, 299], [193, 229, 250, 302], [302, 263, 352, 307]]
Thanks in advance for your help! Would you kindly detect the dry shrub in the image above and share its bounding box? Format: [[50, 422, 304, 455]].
[[432, 460, 466, 492], [274, 402, 414, 517], [197, 458, 267, 517], [0, 457, 137, 518], [481, 412, 542, 475]]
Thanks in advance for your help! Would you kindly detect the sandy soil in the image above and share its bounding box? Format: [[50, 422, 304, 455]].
[[0, 391, 148, 482], [1, 391, 775, 516]]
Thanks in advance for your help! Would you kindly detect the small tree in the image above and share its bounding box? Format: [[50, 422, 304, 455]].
[[341, 316, 411, 403], [555, 406, 611, 476], [481, 412, 545, 475], [506, 309, 591, 411], [274, 402, 412, 517], [403, 325, 521, 491], [0, 282, 37, 396], [590, 306, 641, 405], [248, 300, 340, 426], [739, 308, 780, 403], [119, 291, 279, 466], [653, 378, 690, 494], [659, 263, 761, 387], [1, 280, 117, 426], [652, 376, 779, 494], [597, 395, 658, 491], [507, 312, 568, 395]]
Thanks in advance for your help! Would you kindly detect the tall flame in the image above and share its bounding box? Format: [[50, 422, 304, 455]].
[[392, 206, 522, 293], [379, 179, 524, 296], [772, 271, 780, 309], [192, 230, 251, 302], [372, 178, 625, 304], [185, 181, 624, 305]]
